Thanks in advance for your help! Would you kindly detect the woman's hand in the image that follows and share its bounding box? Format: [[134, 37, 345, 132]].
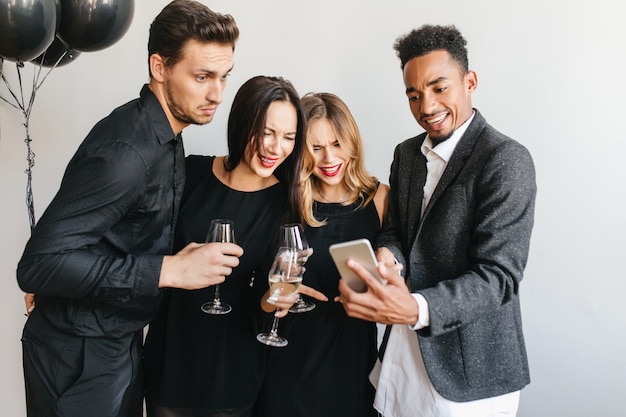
[[260, 284, 327, 317], [260, 289, 298, 317]]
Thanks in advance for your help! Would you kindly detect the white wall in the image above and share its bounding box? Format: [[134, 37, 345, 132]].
[[1, 1, 625, 415]]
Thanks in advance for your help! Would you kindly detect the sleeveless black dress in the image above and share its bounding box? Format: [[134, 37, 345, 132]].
[[254, 192, 380, 417], [144, 155, 288, 416]]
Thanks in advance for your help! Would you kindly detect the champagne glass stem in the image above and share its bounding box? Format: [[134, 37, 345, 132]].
[[213, 285, 223, 306], [269, 312, 281, 337], [202, 219, 234, 314]]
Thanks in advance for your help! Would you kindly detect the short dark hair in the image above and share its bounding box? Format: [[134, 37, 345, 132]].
[[226, 76, 306, 224], [148, 0, 239, 76], [393, 24, 468, 72]]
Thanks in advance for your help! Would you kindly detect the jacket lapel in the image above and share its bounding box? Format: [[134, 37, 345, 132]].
[[421, 110, 486, 221], [406, 135, 427, 247]]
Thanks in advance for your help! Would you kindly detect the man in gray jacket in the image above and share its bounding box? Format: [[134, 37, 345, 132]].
[[338, 24, 536, 416]]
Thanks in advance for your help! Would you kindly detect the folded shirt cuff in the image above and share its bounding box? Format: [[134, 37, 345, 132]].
[[409, 293, 430, 330]]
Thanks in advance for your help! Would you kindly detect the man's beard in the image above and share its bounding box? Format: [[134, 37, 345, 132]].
[[429, 130, 453, 147], [165, 83, 212, 126]]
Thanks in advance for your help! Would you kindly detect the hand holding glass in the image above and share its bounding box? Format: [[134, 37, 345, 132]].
[[256, 247, 303, 347], [280, 223, 315, 313], [201, 219, 235, 315]]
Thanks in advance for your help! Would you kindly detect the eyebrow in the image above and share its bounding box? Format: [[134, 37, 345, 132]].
[[200, 64, 234, 76], [405, 77, 449, 94], [312, 139, 339, 146], [266, 126, 297, 136]]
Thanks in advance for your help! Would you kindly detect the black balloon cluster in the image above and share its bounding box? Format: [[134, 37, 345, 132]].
[[0, 0, 135, 68]]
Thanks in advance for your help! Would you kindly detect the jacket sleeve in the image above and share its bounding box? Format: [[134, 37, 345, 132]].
[[16, 141, 162, 299], [375, 142, 408, 268], [419, 140, 536, 337]]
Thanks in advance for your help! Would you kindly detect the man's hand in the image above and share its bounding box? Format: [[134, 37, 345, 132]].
[[159, 242, 243, 290], [375, 247, 400, 269], [24, 293, 35, 316], [336, 256, 418, 325]]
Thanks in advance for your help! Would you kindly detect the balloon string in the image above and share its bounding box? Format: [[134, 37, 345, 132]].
[[0, 61, 41, 232], [16, 61, 27, 112], [19, 63, 38, 232], [29, 51, 66, 117], [24, 116, 36, 233], [1, 70, 23, 111]]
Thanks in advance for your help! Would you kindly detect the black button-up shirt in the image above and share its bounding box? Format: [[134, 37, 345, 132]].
[[18, 85, 185, 338]]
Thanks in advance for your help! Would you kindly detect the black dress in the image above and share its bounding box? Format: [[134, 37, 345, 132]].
[[144, 155, 288, 416], [254, 192, 380, 417]]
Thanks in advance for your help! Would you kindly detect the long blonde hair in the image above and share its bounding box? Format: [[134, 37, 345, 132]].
[[301, 93, 377, 227]]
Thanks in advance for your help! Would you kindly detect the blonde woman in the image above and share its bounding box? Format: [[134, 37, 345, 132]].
[[256, 93, 389, 417]]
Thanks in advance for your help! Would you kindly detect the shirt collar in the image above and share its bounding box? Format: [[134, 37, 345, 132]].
[[140, 84, 179, 146], [421, 111, 475, 162]]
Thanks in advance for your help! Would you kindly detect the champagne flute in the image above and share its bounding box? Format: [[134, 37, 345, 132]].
[[256, 247, 303, 347], [281, 223, 316, 313], [201, 219, 235, 315]]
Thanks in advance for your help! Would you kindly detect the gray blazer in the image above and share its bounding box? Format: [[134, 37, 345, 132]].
[[377, 110, 536, 402]]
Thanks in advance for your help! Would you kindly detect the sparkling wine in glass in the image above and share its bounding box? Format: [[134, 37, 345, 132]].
[[280, 223, 315, 313], [201, 219, 235, 315], [256, 247, 303, 347]]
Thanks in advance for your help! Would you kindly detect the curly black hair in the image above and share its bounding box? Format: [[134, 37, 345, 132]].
[[393, 24, 468, 72]]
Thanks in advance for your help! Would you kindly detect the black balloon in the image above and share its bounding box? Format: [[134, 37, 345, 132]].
[[32, 35, 81, 67], [0, 0, 58, 62], [57, 0, 135, 53], [53, 0, 62, 31]]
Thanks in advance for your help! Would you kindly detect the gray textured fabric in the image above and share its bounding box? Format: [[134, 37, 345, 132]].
[[376, 109, 536, 402]]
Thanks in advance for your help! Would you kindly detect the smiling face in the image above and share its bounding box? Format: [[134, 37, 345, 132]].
[[242, 100, 298, 179], [308, 117, 350, 188], [403, 50, 476, 144], [155, 39, 234, 133]]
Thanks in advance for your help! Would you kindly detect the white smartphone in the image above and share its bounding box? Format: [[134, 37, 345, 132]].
[[329, 238, 384, 293]]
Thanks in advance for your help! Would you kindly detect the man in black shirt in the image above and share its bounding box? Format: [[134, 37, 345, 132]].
[[17, 2, 242, 416]]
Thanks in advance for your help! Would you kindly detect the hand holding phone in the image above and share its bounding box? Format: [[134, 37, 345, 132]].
[[329, 238, 384, 293]]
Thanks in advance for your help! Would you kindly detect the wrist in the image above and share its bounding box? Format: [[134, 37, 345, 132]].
[[158, 255, 175, 288], [409, 293, 429, 330]]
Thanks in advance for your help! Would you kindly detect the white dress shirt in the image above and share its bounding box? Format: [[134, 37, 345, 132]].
[[370, 113, 521, 417]]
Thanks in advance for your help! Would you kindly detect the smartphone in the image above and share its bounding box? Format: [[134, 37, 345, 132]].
[[329, 238, 383, 293]]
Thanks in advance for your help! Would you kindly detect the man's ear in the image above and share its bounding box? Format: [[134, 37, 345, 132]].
[[465, 70, 478, 93], [149, 54, 166, 83]]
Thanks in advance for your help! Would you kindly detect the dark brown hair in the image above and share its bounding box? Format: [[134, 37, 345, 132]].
[[148, 0, 239, 76], [226, 76, 306, 224]]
